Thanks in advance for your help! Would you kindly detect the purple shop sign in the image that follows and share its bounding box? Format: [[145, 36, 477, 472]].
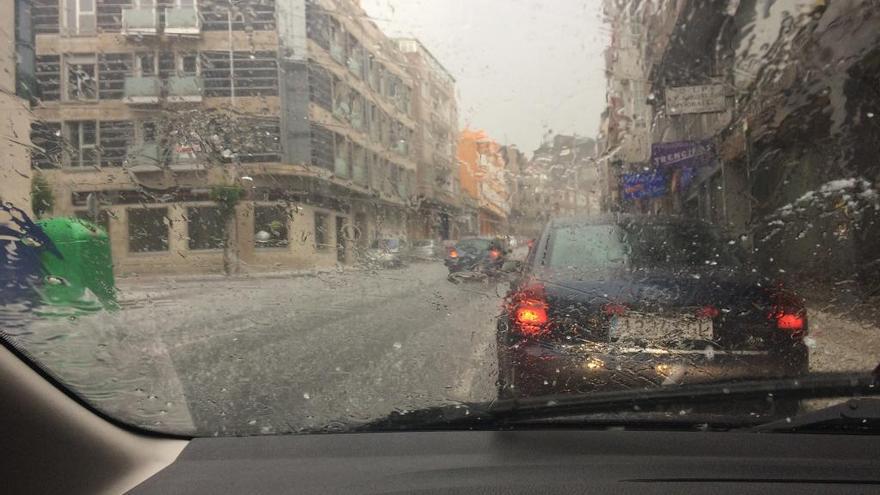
[[651, 140, 715, 169]]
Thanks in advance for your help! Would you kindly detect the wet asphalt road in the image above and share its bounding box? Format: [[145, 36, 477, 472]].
[[123, 261, 506, 435], [12, 260, 509, 436], [11, 258, 880, 436]]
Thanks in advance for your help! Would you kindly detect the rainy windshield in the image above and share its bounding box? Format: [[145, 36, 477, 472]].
[[371, 239, 401, 250], [455, 239, 493, 254], [2, 0, 880, 436]]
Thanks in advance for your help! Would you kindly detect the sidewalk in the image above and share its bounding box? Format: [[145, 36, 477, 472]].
[[117, 264, 361, 287], [115, 265, 365, 306]]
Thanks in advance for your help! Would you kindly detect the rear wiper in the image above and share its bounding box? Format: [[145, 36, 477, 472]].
[[361, 373, 879, 431], [752, 398, 880, 433]]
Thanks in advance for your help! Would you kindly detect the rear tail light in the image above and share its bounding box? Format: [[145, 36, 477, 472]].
[[770, 309, 806, 331], [509, 283, 551, 337], [696, 305, 720, 319], [449, 249, 458, 258], [602, 303, 628, 316], [514, 301, 549, 336], [767, 286, 807, 333], [489, 249, 501, 259]]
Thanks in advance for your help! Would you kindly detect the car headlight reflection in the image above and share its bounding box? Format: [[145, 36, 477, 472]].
[[584, 357, 604, 370]]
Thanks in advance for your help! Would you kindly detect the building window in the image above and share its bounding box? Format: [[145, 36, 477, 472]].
[[201, 51, 279, 97], [35, 55, 62, 101], [31, 122, 63, 169], [75, 210, 111, 237], [334, 136, 351, 178], [310, 124, 334, 171], [64, 0, 97, 35], [64, 120, 133, 168], [200, 1, 276, 31], [98, 53, 134, 99], [254, 206, 289, 248], [314, 212, 330, 250], [66, 121, 98, 167], [33, 0, 62, 34], [65, 54, 98, 101], [99, 121, 134, 167], [128, 207, 169, 253], [187, 207, 226, 250], [180, 54, 199, 76], [306, 3, 330, 50], [136, 52, 157, 76]]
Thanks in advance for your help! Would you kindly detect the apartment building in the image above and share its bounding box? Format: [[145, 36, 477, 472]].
[[28, 0, 419, 275], [599, 0, 660, 213], [511, 135, 598, 236], [457, 129, 509, 236], [1, 1, 33, 217], [396, 38, 463, 241]]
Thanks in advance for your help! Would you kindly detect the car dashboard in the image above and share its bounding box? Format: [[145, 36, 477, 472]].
[[130, 428, 880, 494]]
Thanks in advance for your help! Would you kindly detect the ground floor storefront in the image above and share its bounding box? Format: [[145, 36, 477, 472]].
[[40, 169, 414, 276]]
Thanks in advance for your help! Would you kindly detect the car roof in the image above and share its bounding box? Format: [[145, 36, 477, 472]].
[[548, 214, 717, 230]]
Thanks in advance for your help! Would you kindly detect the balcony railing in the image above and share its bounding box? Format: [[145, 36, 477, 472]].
[[164, 6, 201, 36], [166, 76, 203, 103], [127, 143, 162, 172], [123, 76, 162, 105], [122, 7, 159, 36]]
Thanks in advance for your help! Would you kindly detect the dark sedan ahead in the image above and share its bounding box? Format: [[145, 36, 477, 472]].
[[497, 216, 809, 403], [444, 237, 507, 274]]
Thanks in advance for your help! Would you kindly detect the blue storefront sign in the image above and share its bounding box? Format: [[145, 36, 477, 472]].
[[651, 140, 715, 192], [621, 171, 668, 200]]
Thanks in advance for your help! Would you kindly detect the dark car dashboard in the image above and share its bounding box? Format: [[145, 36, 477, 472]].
[[130, 428, 880, 494]]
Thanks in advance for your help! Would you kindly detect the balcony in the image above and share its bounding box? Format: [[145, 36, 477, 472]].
[[164, 7, 201, 36], [122, 7, 159, 36], [127, 143, 162, 172], [170, 142, 206, 171], [166, 76, 202, 103], [123, 76, 162, 105]]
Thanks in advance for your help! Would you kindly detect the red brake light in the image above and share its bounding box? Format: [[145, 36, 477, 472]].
[[449, 249, 458, 258], [489, 249, 501, 259], [696, 305, 720, 319], [766, 287, 806, 332], [772, 311, 805, 331], [515, 301, 548, 327], [602, 303, 628, 316], [510, 283, 550, 336]]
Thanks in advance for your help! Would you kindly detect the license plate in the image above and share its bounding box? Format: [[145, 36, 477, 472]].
[[610, 314, 713, 346]]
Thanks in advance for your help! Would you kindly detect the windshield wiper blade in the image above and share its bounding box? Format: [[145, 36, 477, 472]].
[[752, 398, 880, 433], [361, 373, 879, 431]]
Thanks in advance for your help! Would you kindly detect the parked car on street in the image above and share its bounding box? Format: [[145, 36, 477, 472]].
[[497, 215, 810, 407], [364, 238, 407, 268]]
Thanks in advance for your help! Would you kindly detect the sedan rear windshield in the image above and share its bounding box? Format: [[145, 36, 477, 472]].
[[455, 239, 492, 253], [547, 223, 739, 269]]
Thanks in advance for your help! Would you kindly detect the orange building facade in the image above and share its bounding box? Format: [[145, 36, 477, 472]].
[[457, 129, 510, 236]]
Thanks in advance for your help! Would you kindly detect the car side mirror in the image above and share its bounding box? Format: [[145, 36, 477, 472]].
[[501, 260, 523, 273]]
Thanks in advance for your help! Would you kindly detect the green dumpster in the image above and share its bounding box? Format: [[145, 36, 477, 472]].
[[35, 217, 118, 313]]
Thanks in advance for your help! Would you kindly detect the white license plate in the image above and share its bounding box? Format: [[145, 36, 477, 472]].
[[610, 314, 713, 345]]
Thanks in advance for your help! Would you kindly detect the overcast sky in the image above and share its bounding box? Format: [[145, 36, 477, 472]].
[[360, 0, 608, 153]]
